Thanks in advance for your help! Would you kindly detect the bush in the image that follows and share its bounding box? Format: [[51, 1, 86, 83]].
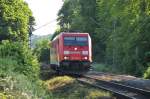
[[33, 39, 50, 64], [144, 63, 150, 79], [0, 57, 52, 99], [92, 63, 120, 73], [0, 40, 39, 79], [0, 71, 52, 99], [0, 57, 18, 77]]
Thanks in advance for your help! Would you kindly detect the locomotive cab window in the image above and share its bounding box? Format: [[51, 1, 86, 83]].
[[76, 37, 87, 41], [64, 36, 88, 46], [64, 37, 75, 41]]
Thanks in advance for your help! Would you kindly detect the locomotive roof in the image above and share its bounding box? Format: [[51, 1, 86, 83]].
[[52, 32, 89, 41], [61, 32, 89, 35]]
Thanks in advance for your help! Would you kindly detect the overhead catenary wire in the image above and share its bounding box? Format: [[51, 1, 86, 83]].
[[33, 19, 57, 32], [29, 19, 57, 48]]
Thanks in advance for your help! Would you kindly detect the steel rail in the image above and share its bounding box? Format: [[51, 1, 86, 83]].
[[77, 75, 150, 99]]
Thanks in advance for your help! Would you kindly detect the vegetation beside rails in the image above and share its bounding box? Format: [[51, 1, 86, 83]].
[[92, 63, 121, 74], [0, 57, 53, 99], [144, 63, 150, 79], [92, 63, 150, 79], [45, 76, 114, 99], [0, 53, 112, 99], [0, 73, 50, 99], [0, 42, 52, 99]]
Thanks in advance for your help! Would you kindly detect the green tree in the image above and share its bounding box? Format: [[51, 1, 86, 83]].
[[0, 0, 38, 79], [0, 0, 34, 43], [0, 41, 39, 79], [96, 0, 150, 75]]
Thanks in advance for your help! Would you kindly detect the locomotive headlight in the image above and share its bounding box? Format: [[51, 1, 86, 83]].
[[64, 56, 69, 60], [64, 51, 70, 55], [82, 51, 88, 55], [84, 57, 88, 60]]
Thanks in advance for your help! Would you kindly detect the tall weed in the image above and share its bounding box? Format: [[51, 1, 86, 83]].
[[144, 63, 150, 79], [0, 57, 52, 98]]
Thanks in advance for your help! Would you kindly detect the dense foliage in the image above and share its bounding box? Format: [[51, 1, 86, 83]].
[[0, 0, 52, 98], [0, 0, 38, 78], [0, 0, 35, 43], [0, 57, 52, 99], [55, 0, 150, 77], [33, 39, 50, 64], [0, 41, 39, 79]]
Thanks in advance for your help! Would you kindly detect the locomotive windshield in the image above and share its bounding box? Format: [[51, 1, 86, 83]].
[[64, 37, 88, 46]]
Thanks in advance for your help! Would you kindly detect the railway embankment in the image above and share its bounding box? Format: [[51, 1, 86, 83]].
[[40, 63, 114, 98], [44, 76, 114, 99]]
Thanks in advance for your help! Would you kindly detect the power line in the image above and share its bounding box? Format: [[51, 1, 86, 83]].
[[28, 19, 57, 48], [33, 19, 57, 31]]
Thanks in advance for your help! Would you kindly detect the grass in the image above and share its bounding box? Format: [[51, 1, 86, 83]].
[[45, 76, 74, 90], [0, 73, 51, 99], [45, 76, 114, 99]]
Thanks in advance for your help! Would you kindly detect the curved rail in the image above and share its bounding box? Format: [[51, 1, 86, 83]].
[[77, 75, 150, 99]]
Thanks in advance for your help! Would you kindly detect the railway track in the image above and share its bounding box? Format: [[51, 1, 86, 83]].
[[77, 75, 150, 99]]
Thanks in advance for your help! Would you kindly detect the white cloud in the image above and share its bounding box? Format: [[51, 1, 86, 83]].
[[25, 0, 63, 35]]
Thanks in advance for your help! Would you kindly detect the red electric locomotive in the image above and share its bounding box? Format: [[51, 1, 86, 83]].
[[50, 32, 92, 73]]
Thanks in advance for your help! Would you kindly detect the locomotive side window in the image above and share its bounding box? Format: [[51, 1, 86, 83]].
[[64, 36, 88, 46]]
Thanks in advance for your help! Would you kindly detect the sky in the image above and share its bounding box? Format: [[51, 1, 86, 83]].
[[25, 0, 63, 35]]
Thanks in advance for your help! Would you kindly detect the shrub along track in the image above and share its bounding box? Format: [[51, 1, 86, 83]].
[[77, 75, 150, 99]]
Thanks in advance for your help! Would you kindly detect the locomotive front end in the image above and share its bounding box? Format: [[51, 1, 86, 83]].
[[60, 33, 92, 72]]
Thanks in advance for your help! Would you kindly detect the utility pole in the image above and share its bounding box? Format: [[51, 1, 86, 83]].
[[28, 19, 56, 48], [113, 20, 116, 66]]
